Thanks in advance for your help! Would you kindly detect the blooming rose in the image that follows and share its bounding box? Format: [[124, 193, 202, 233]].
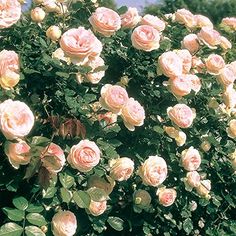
[[196, 180, 211, 198], [52, 48, 71, 65], [163, 126, 186, 147], [51, 211, 77, 236], [42, 0, 58, 13], [109, 157, 134, 181], [175, 49, 192, 74], [138, 155, 168, 187], [189, 74, 202, 93], [133, 189, 151, 209], [67, 139, 100, 172], [141, 14, 165, 31], [89, 7, 121, 37], [229, 61, 236, 75], [97, 112, 117, 127], [182, 34, 200, 54], [169, 76, 192, 97], [121, 98, 145, 131], [185, 171, 201, 188], [218, 65, 235, 88], [191, 56, 205, 74], [157, 187, 177, 207], [0, 99, 34, 140], [60, 27, 102, 64], [158, 51, 183, 78], [223, 88, 236, 109], [88, 200, 107, 216], [131, 25, 160, 51], [41, 143, 65, 174], [4, 140, 30, 169], [205, 54, 225, 75], [194, 15, 213, 28], [221, 17, 236, 31], [220, 36, 232, 50], [0, 0, 21, 29], [0, 50, 20, 89], [197, 26, 221, 49], [174, 8, 196, 28], [167, 104, 195, 128], [227, 119, 236, 138], [46, 25, 62, 41], [181, 147, 201, 171], [99, 84, 129, 114], [121, 7, 141, 29]]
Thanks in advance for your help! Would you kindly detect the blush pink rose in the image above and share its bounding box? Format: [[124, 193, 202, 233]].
[[205, 54, 225, 75], [194, 15, 213, 28], [141, 14, 166, 32], [174, 8, 196, 28], [182, 34, 200, 54], [196, 180, 211, 198], [4, 140, 30, 169], [52, 210, 77, 236], [181, 147, 201, 171], [167, 104, 195, 128], [221, 17, 236, 31], [0, 99, 34, 140], [218, 65, 235, 88], [157, 188, 177, 207], [223, 88, 236, 109], [88, 200, 107, 216], [175, 49, 192, 74], [67, 139, 100, 172], [169, 76, 192, 97], [109, 157, 134, 181], [191, 56, 205, 74], [89, 7, 121, 37], [186, 171, 201, 188], [60, 27, 102, 63], [138, 155, 168, 187], [99, 84, 129, 114], [229, 61, 236, 75], [131, 25, 160, 51], [0, 0, 21, 29], [158, 51, 183, 78], [97, 112, 117, 127], [227, 119, 236, 138], [121, 7, 141, 29], [41, 143, 65, 174], [220, 36, 232, 50]]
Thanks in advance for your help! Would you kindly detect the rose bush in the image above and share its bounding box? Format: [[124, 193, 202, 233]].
[[0, 1, 235, 236]]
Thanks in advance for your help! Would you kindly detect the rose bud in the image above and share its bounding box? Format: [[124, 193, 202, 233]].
[[157, 187, 177, 207], [133, 189, 151, 209], [163, 126, 186, 146], [121, 7, 141, 29], [220, 36, 232, 50], [185, 171, 201, 188], [46, 25, 62, 41], [200, 140, 211, 152], [182, 34, 200, 54], [196, 180, 211, 198], [97, 112, 117, 127], [181, 147, 201, 171], [88, 200, 107, 216], [226, 119, 236, 138], [31, 7, 46, 23]]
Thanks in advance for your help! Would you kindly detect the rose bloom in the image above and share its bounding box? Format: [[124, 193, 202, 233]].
[[88, 200, 107, 216], [186, 171, 201, 188], [42, 0, 58, 13], [191, 56, 205, 74], [41, 143, 65, 174], [182, 34, 200, 54], [138, 155, 168, 187], [174, 8, 196, 28], [196, 180, 211, 198], [89, 7, 121, 37], [109, 157, 134, 181], [221, 17, 236, 31], [0, 50, 20, 89], [133, 189, 151, 209], [158, 51, 183, 78], [167, 104, 195, 128], [205, 54, 225, 75], [121, 7, 141, 29], [141, 14, 166, 32], [227, 119, 236, 138], [157, 188, 177, 207], [131, 25, 160, 51], [181, 147, 201, 171], [46, 25, 62, 41], [0, 99, 34, 140], [169, 76, 192, 97], [51, 211, 77, 236], [223, 88, 236, 109], [31, 7, 45, 23], [121, 97, 145, 131], [220, 36, 232, 50], [99, 84, 129, 114], [194, 15, 213, 28], [52, 48, 71, 65], [97, 112, 117, 127], [229, 61, 236, 75], [60, 27, 102, 63], [67, 139, 100, 172], [4, 140, 30, 169], [197, 26, 221, 49], [163, 126, 186, 147], [175, 49, 192, 74], [218, 65, 236, 88], [189, 74, 202, 93], [0, 0, 21, 29]]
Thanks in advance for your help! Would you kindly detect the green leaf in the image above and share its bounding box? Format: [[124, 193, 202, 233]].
[[60, 188, 72, 203], [117, 6, 128, 14], [24, 156, 41, 180], [73, 190, 91, 209], [31, 136, 50, 146], [42, 187, 57, 199], [107, 217, 124, 231], [59, 173, 75, 189], [25, 226, 45, 236], [56, 72, 70, 78], [26, 213, 47, 227], [153, 126, 164, 134], [87, 187, 109, 202], [2, 208, 24, 221], [183, 218, 193, 235], [26, 204, 44, 213], [0, 222, 23, 236], [13, 197, 28, 210]]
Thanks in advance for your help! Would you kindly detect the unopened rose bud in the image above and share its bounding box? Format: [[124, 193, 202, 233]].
[[200, 140, 211, 152], [46, 25, 62, 41], [208, 98, 219, 109], [41, 225, 48, 233], [196, 180, 211, 198], [133, 190, 151, 209], [31, 7, 46, 23]]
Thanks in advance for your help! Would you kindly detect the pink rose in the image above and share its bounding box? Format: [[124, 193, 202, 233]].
[[99, 84, 129, 114], [0, 0, 21, 29], [227, 119, 236, 138], [181, 147, 201, 171], [218, 65, 235, 88], [169, 76, 192, 97], [221, 17, 236, 31], [60, 27, 102, 63], [205, 54, 225, 75], [138, 155, 168, 187], [157, 188, 177, 207], [175, 49, 192, 74], [89, 7, 121, 37], [0, 99, 34, 140], [194, 15, 213, 28], [52, 211, 77, 236], [141, 14, 166, 32], [88, 200, 107, 216], [0, 50, 20, 89], [189, 74, 202, 93], [42, 0, 58, 13], [186, 171, 201, 188], [174, 9, 196, 28], [220, 36, 232, 50], [109, 157, 134, 181], [182, 34, 200, 54], [197, 27, 221, 49], [163, 126, 186, 147], [196, 180, 211, 198], [31, 7, 46, 23], [97, 112, 117, 127], [41, 143, 65, 174], [67, 139, 100, 172], [229, 61, 236, 75], [167, 104, 195, 128], [4, 140, 30, 169], [121, 7, 141, 29], [133, 189, 151, 209], [131, 25, 160, 51], [223, 88, 236, 108], [191, 56, 205, 74], [158, 51, 183, 78]]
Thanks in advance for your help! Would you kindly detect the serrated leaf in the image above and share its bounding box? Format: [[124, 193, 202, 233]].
[[26, 213, 47, 227], [183, 218, 193, 235], [25, 226, 45, 236], [13, 197, 28, 210], [31, 136, 50, 146], [0, 222, 23, 236], [26, 204, 44, 213], [2, 208, 24, 222], [59, 173, 75, 189], [42, 187, 57, 199], [87, 187, 109, 202], [60, 188, 72, 203], [73, 190, 91, 208], [107, 217, 124, 231]]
